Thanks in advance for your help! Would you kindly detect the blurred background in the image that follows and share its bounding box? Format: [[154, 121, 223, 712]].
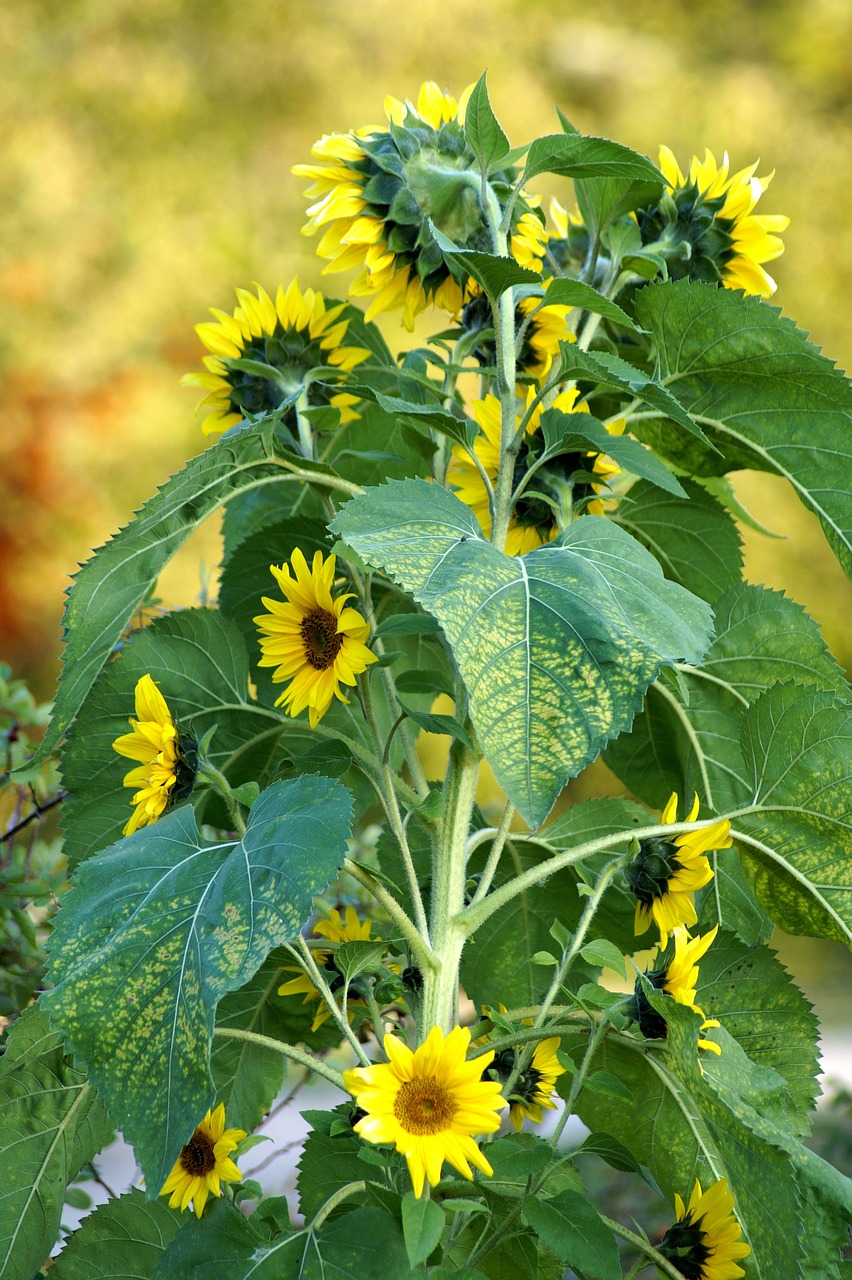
[[2, 0, 851, 1203]]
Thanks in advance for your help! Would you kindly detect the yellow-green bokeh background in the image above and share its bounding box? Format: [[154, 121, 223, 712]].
[[3, 0, 852, 1057], [3, 0, 851, 692]]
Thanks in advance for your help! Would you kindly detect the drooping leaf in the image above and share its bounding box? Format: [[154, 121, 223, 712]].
[[523, 134, 662, 184], [401, 1191, 445, 1268], [429, 223, 541, 298], [49, 1189, 180, 1280], [29, 419, 306, 767], [634, 280, 852, 576], [613, 478, 743, 605], [573, 174, 665, 236], [537, 278, 642, 331], [61, 608, 301, 865], [539, 410, 687, 497], [332, 479, 713, 825], [464, 71, 511, 174], [523, 1191, 621, 1280], [42, 775, 353, 1190], [0, 1007, 113, 1280], [734, 682, 852, 943]]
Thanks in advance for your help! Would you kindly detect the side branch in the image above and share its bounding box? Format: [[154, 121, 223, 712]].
[[213, 1026, 346, 1090]]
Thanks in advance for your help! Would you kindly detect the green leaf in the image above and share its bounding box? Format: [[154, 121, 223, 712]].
[[523, 1191, 621, 1279], [464, 71, 510, 174], [43, 775, 353, 1190], [735, 682, 852, 943], [573, 1131, 650, 1178], [398, 702, 475, 752], [331, 479, 713, 826], [579, 939, 626, 979], [557, 345, 713, 447], [335, 939, 387, 981], [538, 410, 687, 497], [429, 223, 540, 299], [0, 1007, 113, 1280], [366, 391, 475, 449], [50, 1189, 180, 1280], [296, 1115, 370, 1220], [487, 1133, 556, 1181], [61, 608, 299, 865], [523, 134, 662, 184], [613, 478, 743, 605], [29, 419, 302, 768], [401, 1191, 445, 1267], [537, 279, 642, 331], [635, 280, 852, 576], [573, 176, 665, 237]]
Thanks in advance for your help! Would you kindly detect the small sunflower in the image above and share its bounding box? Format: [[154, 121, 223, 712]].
[[659, 1176, 750, 1280], [447, 388, 623, 554], [637, 147, 789, 298], [183, 279, 369, 436], [278, 906, 373, 1032], [254, 548, 377, 728], [634, 925, 722, 1056], [159, 1104, 246, 1219], [294, 81, 546, 330], [489, 1037, 567, 1130], [343, 1025, 506, 1197], [112, 674, 194, 837], [626, 793, 732, 946]]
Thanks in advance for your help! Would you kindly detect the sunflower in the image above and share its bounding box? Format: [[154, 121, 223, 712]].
[[636, 147, 789, 298], [159, 1104, 246, 1219], [626, 793, 732, 946], [254, 548, 377, 728], [112, 674, 194, 837], [344, 1025, 506, 1197], [659, 1177, 751, 1280], [294, 81, 547, 330], [183, 279, 369, 436], [634, 925, 722, 1056], [278, 906, 373, 1032], [488, 1037, 567, 1130], [447, 388, 623, 554]]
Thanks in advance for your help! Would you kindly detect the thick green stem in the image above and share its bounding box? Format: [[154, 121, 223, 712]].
[[213, 1027, 345, 1089], [420, 746, 480, 1033], [480, 179, 519, 553]]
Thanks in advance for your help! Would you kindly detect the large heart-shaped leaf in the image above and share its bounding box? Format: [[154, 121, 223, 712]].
[[331, 479, 712, 825], [43, 775, 353, 1189]]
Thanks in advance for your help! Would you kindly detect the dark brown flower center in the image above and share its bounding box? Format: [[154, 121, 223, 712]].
[[300, 606, 344, 670], [394, 1077, 457, 1135], [179, 1128, 216, 1176]]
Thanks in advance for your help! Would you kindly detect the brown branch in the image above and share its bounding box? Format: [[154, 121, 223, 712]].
[[0, 792, 66, 845]]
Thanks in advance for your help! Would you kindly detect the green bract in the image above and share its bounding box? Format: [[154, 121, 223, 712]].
[[4, 70, 851, 1280]]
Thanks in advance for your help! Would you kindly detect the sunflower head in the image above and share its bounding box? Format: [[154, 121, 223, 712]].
[[632, 925, 722, 1055], [159, 1104, 246, 1218], [488, 1037, 567, 1130], [343, 1025, 506, 1197], [278, 905, 374, 1032], [447, 388, 623, 554], [659, 1177, 750, 1279], [183, 279, 369, 436], [635, 147, 789, 297], [294, 81, 546, 330], [626, 793, 731, 946], [112, 674, 196, 836], [253, 547, 377, 728]]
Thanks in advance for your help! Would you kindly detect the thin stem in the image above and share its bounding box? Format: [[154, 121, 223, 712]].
[[289, 937, 370, 1065], [602, 1217, 688, 1280], [310, 1181, 367, 1231], [468, 1020, 585, 1060], [548, 1015, 609, 1149], [270, 456, 363, 497], [469, 801, 515, 905], [196, 763, 246, 836], [344, 857, 438, 973], [213, 1027, 345, 1089]]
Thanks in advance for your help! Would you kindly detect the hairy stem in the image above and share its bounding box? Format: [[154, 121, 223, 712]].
[[344, 857, 438, 973], [213, 1027, 345, 1089]]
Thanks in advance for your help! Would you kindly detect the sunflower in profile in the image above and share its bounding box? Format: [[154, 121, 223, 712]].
[[488, 1036, 567, 1130], [633, 925, 722, 1056], [659, 1177, 750, 1279], [626, 793, 732, 946], [294, 81, 547, 330], [447, 388, 623, 554], [112, 674, 194, 836], [159, 1104, 246, 1218], [183, 279, 369, 436], [636, 147, 789, 297], [254, 548, 377, 727], [278, 906, 374, 1031], [344, 1025, 506, 1197]]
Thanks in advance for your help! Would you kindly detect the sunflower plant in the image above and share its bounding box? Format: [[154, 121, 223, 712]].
[[3, 73, 852, 1280]]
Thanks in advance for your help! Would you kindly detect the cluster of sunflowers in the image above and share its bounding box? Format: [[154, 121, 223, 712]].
[[82, 77, 805, 1278]]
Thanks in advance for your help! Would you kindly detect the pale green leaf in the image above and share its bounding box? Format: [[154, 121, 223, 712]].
[[50, 1189, 179, 1280], [42, 776, 353, 1190], [331, 479, 713, 825], [523, 1191, 621, 1280], [635, 280, 852, 576], [401, 1191, 445, 1268], [523, 134, 662, 184], [464, 71, 511, 174], [0, 1008, 113, 1280]]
